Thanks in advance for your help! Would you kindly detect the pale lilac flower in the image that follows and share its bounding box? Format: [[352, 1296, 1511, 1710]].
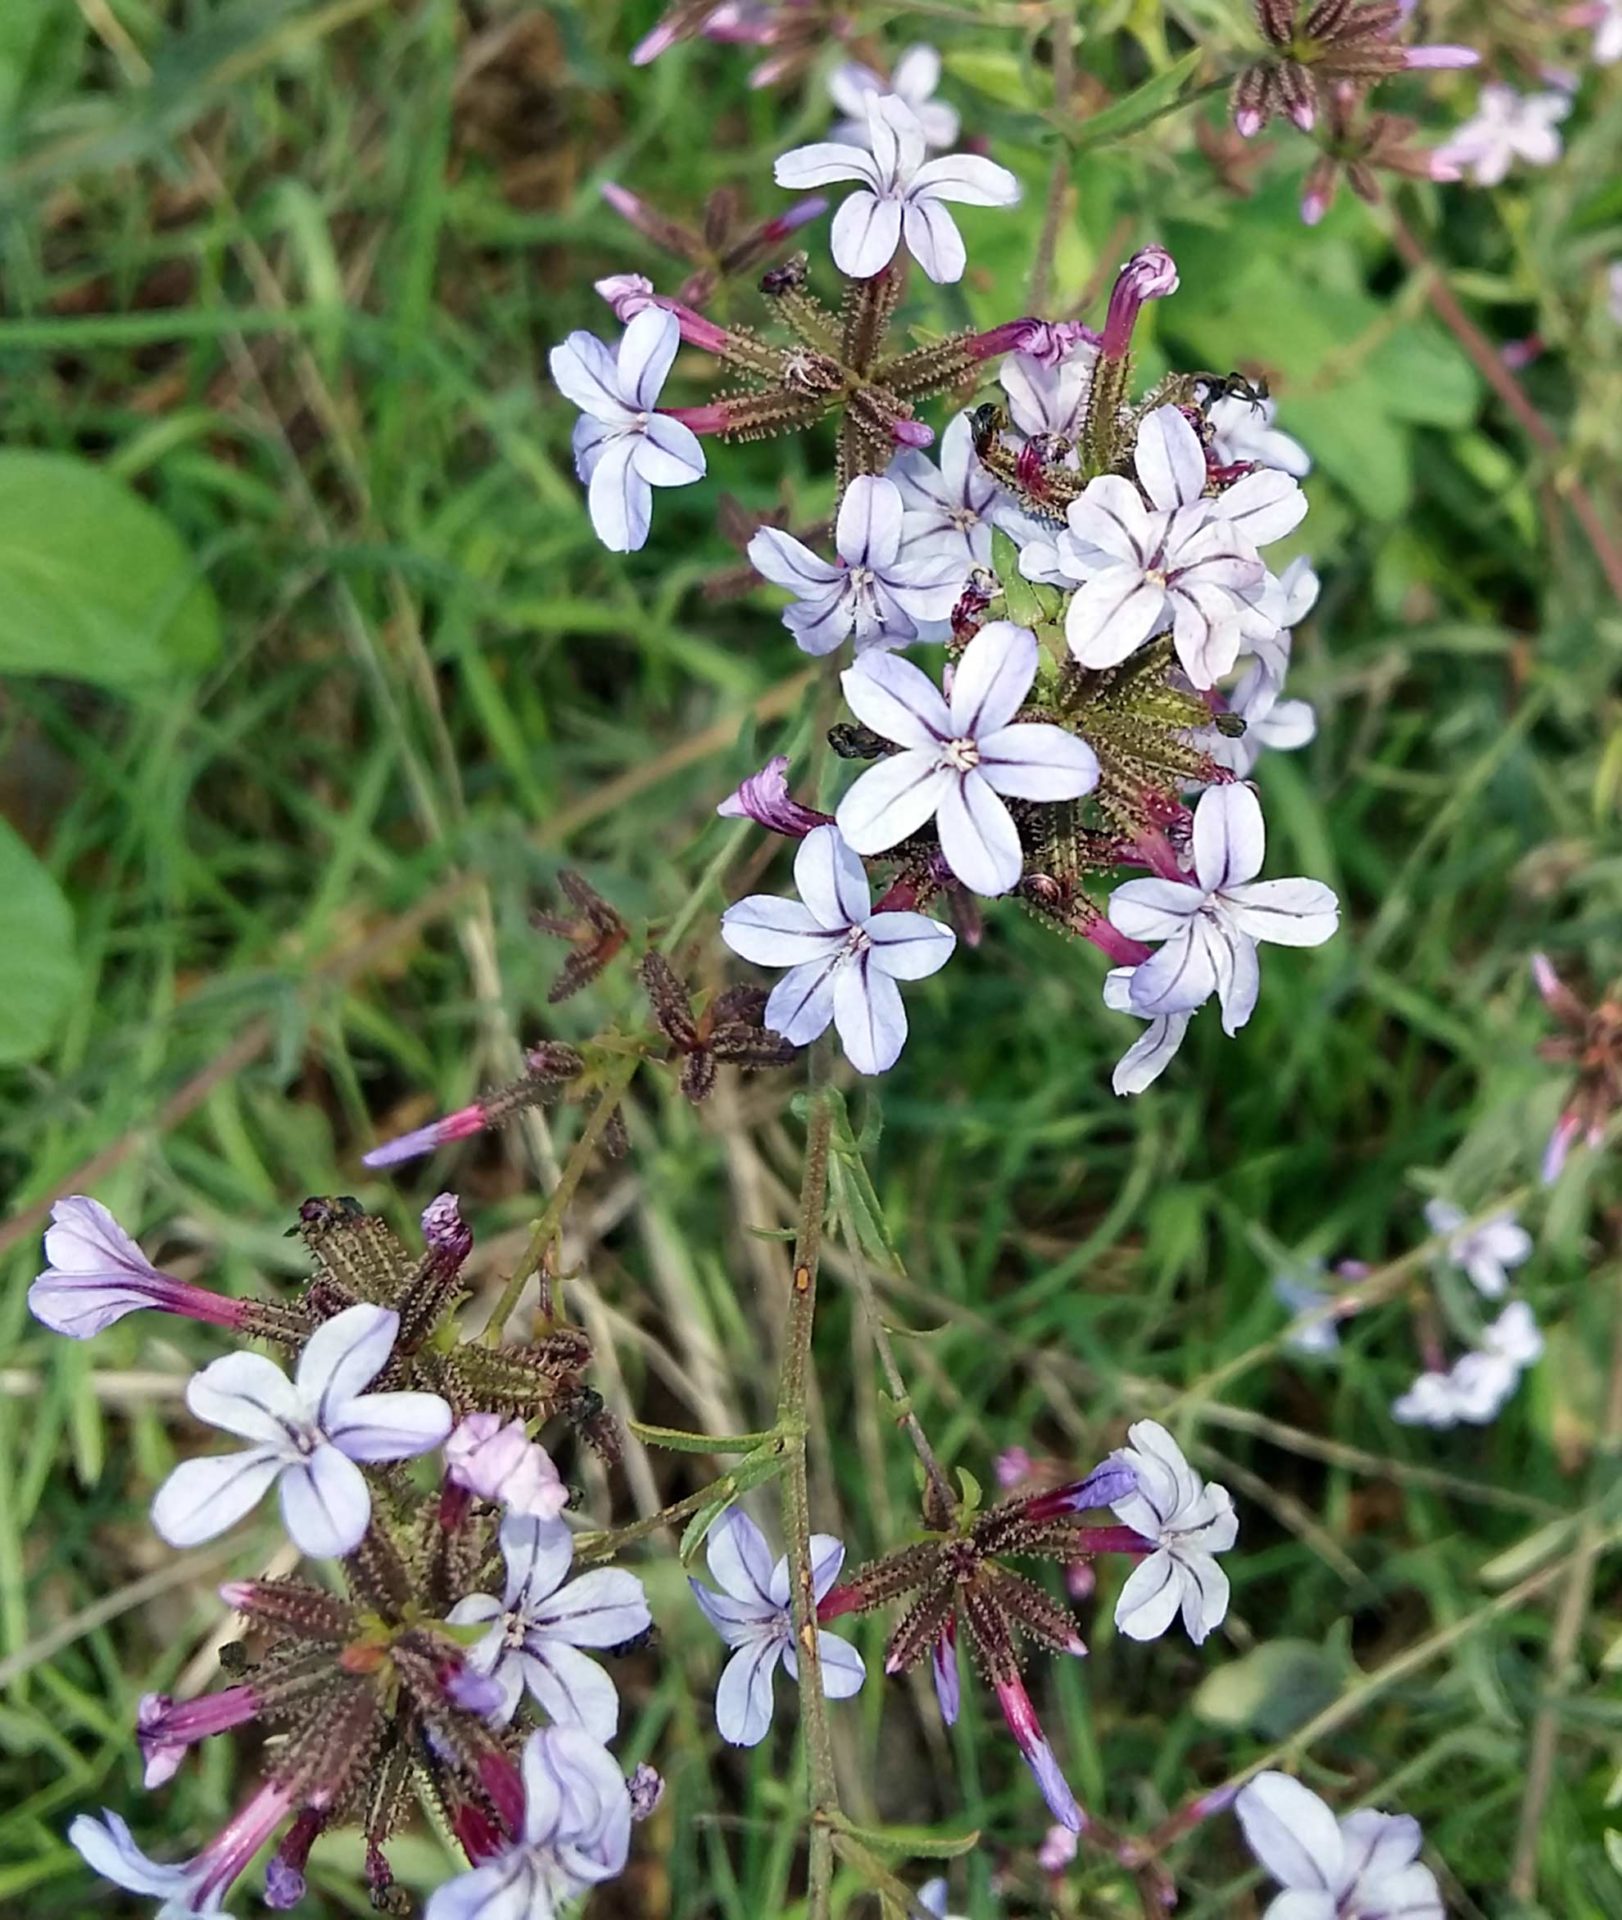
[[137, 1688, 259, 1790], [1235, 1770, 1444, 1920], [445, 1414, 569, 1521], [1207, 393, 1311, 478], [548, 308, 706, 553], [887, 412, 1024, 572], [999, 335, 1099, 441], [29, 1196, 251, 1339], [717, 754, 831, 838], [150, 1304, 452, 1559], [1595, 0, 1622, 62], [1424, 1198, 1532, 1299], [918, 1877, 965, 1918], [1240, 553, 1320, 699], [1390, 1369, 1460, 1429], [835, 621, 1100, 896], [425, 1727, 631, 1920], [1446, 1302, 1543, 1423], [720, 825, 956, 1074], [1102, 965, 1192, 1096], [1038, 1822, 1080, 1873], [72, 1781, 296, 1920], [829, 45, 959, 150], [1108, 784, 1339, 1028], [1107, 1420, 1237, 1645], [1434, 85, 1571, 187], [446, 1514, 650, 1740], [1273, 1263, 1341, 1356], [1207, 647, 1317, 779], [774, 94, 1020, 284], [1061, 407, 1305, 688], [687, 1509, 865, 1746], [746, 474, 963, 654]]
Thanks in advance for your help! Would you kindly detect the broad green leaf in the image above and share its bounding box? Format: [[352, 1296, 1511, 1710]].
[[0, 452, 220, 687], [1064, 50, 1205, 153], [0, 817, 78, 1065]]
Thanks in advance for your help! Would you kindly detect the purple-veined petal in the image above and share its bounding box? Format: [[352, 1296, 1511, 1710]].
[[864, 911, 956, 980], [1170, 582, 1242, 689], [1108, 878, 1202, 942], [976, 721, 1099, 801], [1193, 782, 1265, 893], [587, 435, 653, 552], [947, 619, 1037, 737], [794, 823, 870, 930], [936, 772, 1023, 896], [43, 1197, 156, 1280], [634, 413, 706, 486], [572, 413, 612, 483], [1338, 1810, 1423, 1887], [518, 1644, 621, 1742], [784, 587, 857, 656], [1064, 476, 1154, 566], [151, 1448, 282, 1548], [831, 191, 903, 278], [1222, 878, 1339, 948], [937, 409, 975, 496], [537, 1568, 651, 1649], [841, 650, 952, 746], [909, 152, 1021, 206], [186, 1350, 302, 1448], [501, 1513, 577, 1608], [298, 1302, 398, 1425], [707, 1509, 778, 1604], [279, 1445, 371, 1558], [833, 955, 907, 1074], [809, 1533, 847, 1602], [1178, 1549, 1231, 1643], [1118, 1420, 1202, 1519], [835, 750, 951, 855], [425, 1858, 537, 1920], [1235, 1772, 1345, 1892], [1218, 932, 1261, 1035], [774, 142, 881, 190], [1113, 1550, 1184, 1641], [764, 956, 841, 1047], [549, 332, 633, 421], [69, 1812, 212, 1907], [867, 93, 925, 185], [1357, 1866, 1443, 1919], [328, 1389, 452, 1462], [721, 895, 842, 967], [1112, 1012, 1190, 1095], [1134, 405, 1208, 512], [715, 1637, 781, 1746], [932, 1630, 960, 1724], [782, 1629, 867, 1697], [617, 307, 680, 412], [1064, 567, 1166, 666], [748, 526, 843, 593], [888, 446, 952, 516], [689, 1577, 775, 1647], [901, 196, 965, 283], [1126, 922, 1221, 1017], [1217, 468, 1307, 546], [837, 474, 905, 571]]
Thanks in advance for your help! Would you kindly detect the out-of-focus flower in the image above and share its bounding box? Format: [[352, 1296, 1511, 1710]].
[[1423, 1198, 1532, 1299], [444, 1414, 569, 1520], [747, 474, 964, 654], [1593, 0, 1622, 63], [1235, 1770, 1444, 1920], [1434, 85, 1571, 186], [1207, 392, 1311, 477], [720, 825, 956, 1074], [150, 1305, 452, 1559], [835, 621, 1101, 897], [1038, 1822, 1080, 1874], [917, 1876, 965, 1919], [1271, 1259, 1370, 1355], [424, 1728, 632, 1920], [548, 309, 706, 552], [1205, 647, 1317, 780], [446, 1514, 650, 1739], [1530, 954, 1621, 1182], [829, 45, 959, 149], [1107, 1420, 1237, 1645], [774, 95, 1019, 283], [1108, 784, 1340, 1030], [688, 1510, 865, 1745], [598, 181, 827, 307], [1395, 1303, 1542, 1429]]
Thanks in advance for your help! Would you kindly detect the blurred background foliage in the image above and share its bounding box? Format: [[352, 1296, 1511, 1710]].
[[1, 0, 1621, 1914]]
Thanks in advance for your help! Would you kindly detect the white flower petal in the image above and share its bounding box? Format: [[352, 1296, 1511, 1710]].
[[151, 1448, 282, 1548], [721, 896, 842, 967], [186, 1351, 302, 1448], [1065, 567, 1166, 666], [864, 911, 956, 980], [1111, 1013, 1190, 1095], [1236, 1772, 1345, 1892], [519, 1643, 622, 1742], [1222, 878, 1340, 948], [901, 196, 965, 283], [1107, 878, 1203, 942], [549, 332, 633, 420], [909, 152, 1021, 206], [893, 43, 941, 101], [1193, 783, 1266, 892], [1113, 1550, 1184, 1641], [1135, 405, 1208, 512], [833, 955, 907, 1074], [947, 620, 1037, 737], [538, 1568, 652, 1649], [587, 435, 652, 552], [1064, 476, 1154, 566], [841, 650, 951, 746], [837, 474, 905, 570], [327, 1389, 452, 1461], [765, 957, 842, 1046], [784, 588, 856, 656], [279, 1445, 371, 1558], [831, 190, 903, 278], [774, 141, 881, 190], [502, 1512, 577, 1607], [1178, 1549, 1230, 1642], [635, 413, 706, 486], [707, 1513, 779, 1605], [1219, 933, 1262, 1035], [835, 751, 951, 855], [748, 527, 843, 593], [794, 824, 870, 930], [976, 721, 1099, 800], [1218, 468, 1307, 547], [616, 306, 680, 412], [715, 1638, 781, 1746], [1127, 921, 1221, 1016], [936, 771, 1022, 896], [298, 1302, 399, 1425]]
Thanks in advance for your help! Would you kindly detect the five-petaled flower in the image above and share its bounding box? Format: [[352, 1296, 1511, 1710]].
[[425, 1727, 632, 1920], [1060, 405, 1306, 689], [828, 44, 959, 151], [447, 1514, 651, 1741], [835, 620, 1100, 897], [549, 307, 706, 553], [1107, 1420, 1237, 1645], [720, 824, 956, 1074], [887, 411, 1029, 573], [688, 1509, 866, 1746], [1434, 85, 1571, 187], [1235, 1770, 1444, 1920], [774, 94, 1020, 284], [151, 1303, 453, 1560], [746, 474, 964, 655], [1423, 1197, 1532, 1300], [1108, 783, 1339, 1029]]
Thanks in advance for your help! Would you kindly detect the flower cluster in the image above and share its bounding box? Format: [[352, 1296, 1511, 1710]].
[[32, 1194, 656, 1919]]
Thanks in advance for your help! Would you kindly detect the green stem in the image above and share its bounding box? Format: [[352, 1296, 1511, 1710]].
[[572, 1472, 763, 1565], [776, 1038, 840, 1917]]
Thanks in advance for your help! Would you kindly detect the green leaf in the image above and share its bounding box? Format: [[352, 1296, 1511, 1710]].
[[0, 451, 220, 688], [0, 817, 78, 1065], [1193, 1636, 1349, 1738], [627, 1421, 777, 1456], [1064, 50, 1204, 153]]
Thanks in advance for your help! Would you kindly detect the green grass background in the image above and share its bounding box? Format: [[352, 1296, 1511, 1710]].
[[2, 0, 1621, 1914]]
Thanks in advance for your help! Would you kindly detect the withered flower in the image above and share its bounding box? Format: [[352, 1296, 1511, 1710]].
[[639, 951, 798, 1100]]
